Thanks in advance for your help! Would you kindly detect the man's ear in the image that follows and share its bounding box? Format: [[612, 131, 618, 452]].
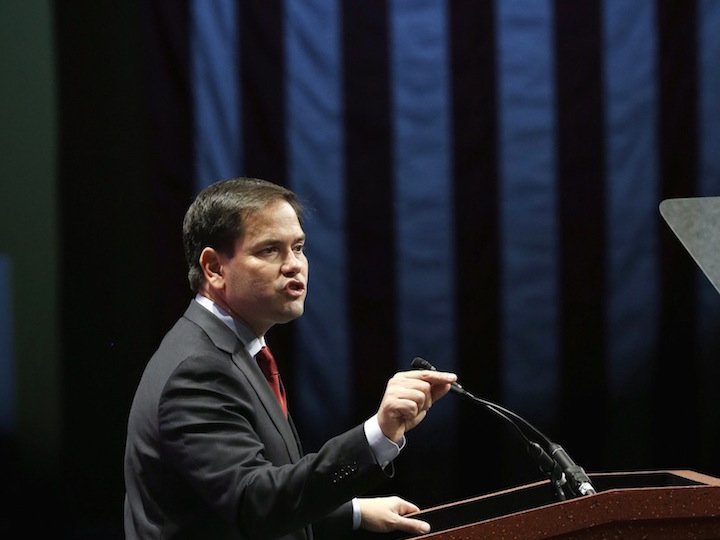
[[199, 247, 224, 289]]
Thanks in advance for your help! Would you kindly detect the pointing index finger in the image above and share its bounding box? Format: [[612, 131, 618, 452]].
[[410, 369, 457, 385]]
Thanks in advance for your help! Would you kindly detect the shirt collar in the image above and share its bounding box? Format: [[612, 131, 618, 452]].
[[194, 294, 265, 357]]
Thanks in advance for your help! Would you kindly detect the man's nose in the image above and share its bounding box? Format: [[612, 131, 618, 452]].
[[281, 250, 304, 273]]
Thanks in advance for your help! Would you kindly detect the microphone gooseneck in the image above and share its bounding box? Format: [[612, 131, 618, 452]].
[[411, 356, 595, 500], [411, 356, 475, 400]]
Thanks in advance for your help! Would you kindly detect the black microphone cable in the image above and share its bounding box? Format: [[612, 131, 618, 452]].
[[411, 356, 595, 499]]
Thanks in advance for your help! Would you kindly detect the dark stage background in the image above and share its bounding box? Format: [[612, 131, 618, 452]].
[[2, 1, 720, 537]]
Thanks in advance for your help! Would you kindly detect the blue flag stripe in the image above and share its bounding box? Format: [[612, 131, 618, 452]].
[[190, 0, 242, 191], [286, 0, 351, 447], [602, 0, 659, 466], [604, 0, 658, 397], [498, 1, 560, 423], [391, 0, 456, 430]]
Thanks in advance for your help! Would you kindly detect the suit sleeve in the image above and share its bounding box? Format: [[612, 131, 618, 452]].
[[158, 353, 388, 538]]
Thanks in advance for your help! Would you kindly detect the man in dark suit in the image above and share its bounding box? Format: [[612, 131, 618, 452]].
[[123, 177, 456, 539]]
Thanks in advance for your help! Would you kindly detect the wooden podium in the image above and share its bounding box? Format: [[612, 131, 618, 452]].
[[389, 470, 720, 539]]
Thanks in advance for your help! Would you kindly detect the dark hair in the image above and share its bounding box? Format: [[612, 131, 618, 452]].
[[182, 177, 303, 292]]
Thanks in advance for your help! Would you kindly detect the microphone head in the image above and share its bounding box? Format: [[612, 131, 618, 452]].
[[411, 357, 435, 371]]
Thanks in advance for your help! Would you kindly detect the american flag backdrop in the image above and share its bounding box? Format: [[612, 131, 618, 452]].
[[140, 0, 720, 507]]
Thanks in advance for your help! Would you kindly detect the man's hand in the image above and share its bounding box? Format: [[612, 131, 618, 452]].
[[358, 496, 430, 535], [376, 370, 456, 442]]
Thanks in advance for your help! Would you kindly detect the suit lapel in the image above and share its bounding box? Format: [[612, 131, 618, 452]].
[[183, 301, 302, 462], [230, 347, 302, 461]]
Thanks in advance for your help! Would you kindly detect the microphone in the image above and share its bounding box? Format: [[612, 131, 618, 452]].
[[411, 356, 476, 400], [411, 356, 596, 500], [549, 443, 597, 497]]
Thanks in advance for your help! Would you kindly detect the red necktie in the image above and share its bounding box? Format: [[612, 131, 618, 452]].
[[256, 346, 288, 417]]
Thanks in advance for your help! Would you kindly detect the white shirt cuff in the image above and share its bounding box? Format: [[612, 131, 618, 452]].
[[363, 414, 405, 469], [352, 498, 361, 529]]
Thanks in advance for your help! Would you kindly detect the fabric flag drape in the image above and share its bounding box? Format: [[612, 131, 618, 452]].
[[139, 0, 720, 505]]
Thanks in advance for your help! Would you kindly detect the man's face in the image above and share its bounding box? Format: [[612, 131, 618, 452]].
[[216, 199, 308, 336]]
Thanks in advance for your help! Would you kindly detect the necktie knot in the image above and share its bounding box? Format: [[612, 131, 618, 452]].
[[256, 346, 287, 417], [256, 346, 279, 376]]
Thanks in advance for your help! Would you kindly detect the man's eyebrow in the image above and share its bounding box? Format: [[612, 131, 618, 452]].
[[256, 234, 306, 245]]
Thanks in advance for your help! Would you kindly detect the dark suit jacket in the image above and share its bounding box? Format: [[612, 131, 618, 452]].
[[124, 300, 388, 539]]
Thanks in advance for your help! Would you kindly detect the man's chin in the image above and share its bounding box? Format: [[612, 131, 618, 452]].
[[279, 305, 305, 323]]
